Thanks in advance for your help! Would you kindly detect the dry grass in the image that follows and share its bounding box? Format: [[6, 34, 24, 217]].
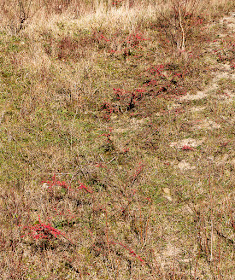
[[0, 0, 234, 279]]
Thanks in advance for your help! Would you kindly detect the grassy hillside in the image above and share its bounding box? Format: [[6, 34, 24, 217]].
[[0, 0, 234, 279]]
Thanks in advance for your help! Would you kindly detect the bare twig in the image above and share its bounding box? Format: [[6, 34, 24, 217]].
[[17, 0, 33, 32], [178, 5, 185, 51]]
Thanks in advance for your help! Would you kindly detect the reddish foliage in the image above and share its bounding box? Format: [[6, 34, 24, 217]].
[[78, 183, 93, 194], [133, 162, 144, 178], [20, 216, 66, 240], [110, 240, 145, 263], [182, 145, 194, 151], [112, 0, 123, 8], [42, 175, 93, 194], [42, 174, 71, 190]]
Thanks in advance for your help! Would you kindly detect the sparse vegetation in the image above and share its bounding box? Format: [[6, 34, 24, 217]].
[[0, 0, 234, 279]]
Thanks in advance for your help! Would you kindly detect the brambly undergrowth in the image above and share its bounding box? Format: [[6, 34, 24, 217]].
[[0, 0, 234, 279]]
